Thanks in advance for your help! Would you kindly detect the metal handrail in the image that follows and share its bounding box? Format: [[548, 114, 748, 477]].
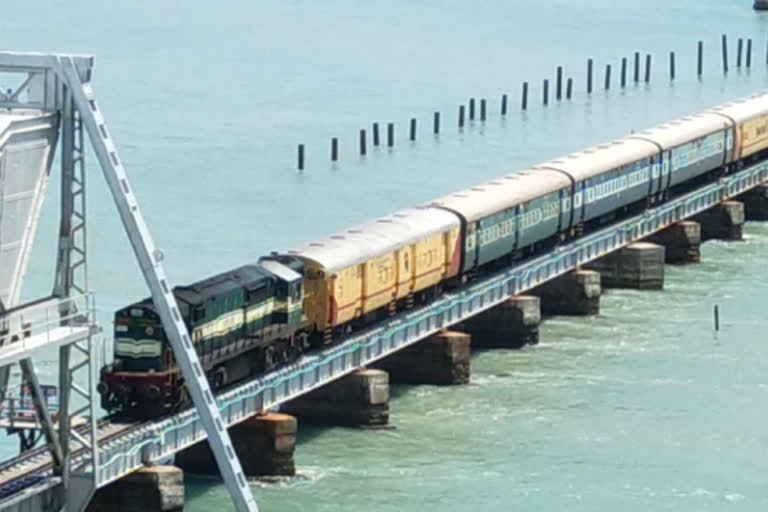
[[0, 293, 95, 350]]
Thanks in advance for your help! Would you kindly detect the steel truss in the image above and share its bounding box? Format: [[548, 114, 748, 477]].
[[0, 52, 257, 511]]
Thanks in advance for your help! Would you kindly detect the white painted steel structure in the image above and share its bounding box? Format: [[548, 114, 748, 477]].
[[0, 52, 258, 512], [0, 151, 764, 512]]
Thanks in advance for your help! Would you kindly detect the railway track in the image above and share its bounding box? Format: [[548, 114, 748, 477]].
[[0, 416, 147, 493]]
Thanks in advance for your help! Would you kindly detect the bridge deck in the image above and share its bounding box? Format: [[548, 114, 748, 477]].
[[0, 161, 764, 512]]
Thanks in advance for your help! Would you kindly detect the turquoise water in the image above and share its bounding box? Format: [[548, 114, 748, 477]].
[[3, 0, 768, 510]]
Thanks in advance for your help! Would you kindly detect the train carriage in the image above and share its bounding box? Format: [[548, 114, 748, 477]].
[[287, 208, 461, 336], [430, 169, 571, 274], [708, 91, 768, 163], [537, 138, 660, 223], [631, 113, 733, 189]]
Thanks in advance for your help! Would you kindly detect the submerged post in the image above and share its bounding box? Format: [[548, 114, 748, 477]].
[[359, 129, 366, 156], [556, 65, 563, 100], [634, 51, 640, 82], [521, 82, 529, 110], [297, 144, 304, 170], [737, 38, 743, 68], [645, 53, 651, 82], [501, 94, 508, 115], [621, 57, 627, 87], [566, 77, 573, 99], [722, 34, 729, 73], [543, 79, 549, 105], [587, 58, 593, 93], [604, 64, 611, 90], [697, 41, 703, 77], [669, 51, 675, 80], [458, 105, 465, 127], [330, 137, 338, 162], [433, 111, 440, 134], [747, 38, 753, 68]]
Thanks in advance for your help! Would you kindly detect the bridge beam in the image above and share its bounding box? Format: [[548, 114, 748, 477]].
[[86, 466, 184, 512], [282, 369, 390, 427], [738, 183, 768, 220], [645, 221, 701, 264], [176, 413, 298, 477], [585, 242, 665, 290], [460, 296, 541, 348], [532, 269, 601, 316], [693, 200, 745, 241], [375, 330, 471, 385]]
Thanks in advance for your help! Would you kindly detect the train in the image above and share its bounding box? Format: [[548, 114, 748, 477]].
[[98, 91, 768, 418]]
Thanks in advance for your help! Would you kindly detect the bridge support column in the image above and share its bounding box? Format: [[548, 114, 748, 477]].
[[375, 330, 471, 385], [738, 183, 768, 220], [645, 220, 701, 264], [532, 269, 601, 315], [585, 242, 665, 290], [176, 413, 297, 477], [86, 466, 184, 512], [281, 369, 389, 427], [460, 295, 540, 348], [693, 200, 744, 241]]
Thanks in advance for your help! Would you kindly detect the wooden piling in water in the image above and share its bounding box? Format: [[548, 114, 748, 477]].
[[566, 78, 573, 99], [543, 79, 549, 105], [433, 112, 440, 134], [359, 129, 366, 155], [722, 34, 729, 73], [669, 51, 675, 80], [372, 122, 380, 146], [587, 58, 593, 93], [521, 82, 528, 110], [556, 66, 563, 100], [409, 118, 416, 141], [480, 98, 486, 121], [737, 38, 743, 67], [330, 138, 338, 161], [469, 98, 475, 120], [634, 51, 640, 82], [645, 54, 651, 82], [387, 122, 394, 147], [297, 144, 304, 170], [501, 94, 508, 115], [604, 64, 611, 90], [458, 105, 465, 127], [697, 41, 703, 77], [747, 39, 752, 68]]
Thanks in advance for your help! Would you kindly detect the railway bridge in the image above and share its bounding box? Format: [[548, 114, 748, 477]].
[[0, 51, 765, 512]]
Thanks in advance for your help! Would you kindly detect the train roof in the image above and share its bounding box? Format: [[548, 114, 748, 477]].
[[258, 259, 302, 283], [287, 207, 460, 273], [174, 264, 270, 305], [631, 113, 732, 150], [536, 137, 658, 180], [429, 169, 571, 222], [707, 90, 768, 124]]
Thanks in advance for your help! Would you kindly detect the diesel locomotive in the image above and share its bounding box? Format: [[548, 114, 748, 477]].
[[99, 91, 768, 418]]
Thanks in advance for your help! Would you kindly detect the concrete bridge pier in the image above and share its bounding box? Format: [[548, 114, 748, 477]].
[[375, 330, 471, 385], [281, 369, 390, 427], [738, 183, 768, 220], [460, 295, 541, 348], [693, 200, 744, 241], [86, 466, 184, 512], [585, 242, 665, 289], [532, 269, 601, 315], [176, 413, 297, 477], [645, 220, 701, 264]]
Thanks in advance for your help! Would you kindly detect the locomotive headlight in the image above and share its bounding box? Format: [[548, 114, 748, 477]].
[[96, 382, 108, 395], [145, 326, 155, 336]]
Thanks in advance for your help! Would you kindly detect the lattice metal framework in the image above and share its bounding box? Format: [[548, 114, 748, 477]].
[[0, 52, 258, 512]]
